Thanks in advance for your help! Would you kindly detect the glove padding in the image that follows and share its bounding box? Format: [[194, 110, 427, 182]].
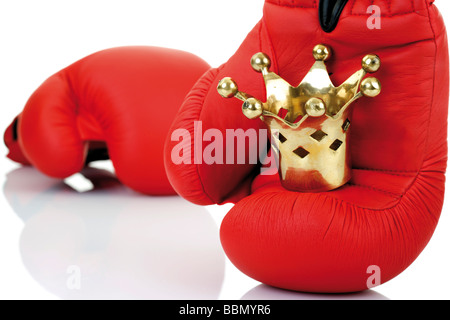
[[4, 47, 210, 195], [165, 0, 449, 292]]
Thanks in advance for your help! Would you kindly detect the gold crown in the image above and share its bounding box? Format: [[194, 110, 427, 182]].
[[217, 44, 382, 192]]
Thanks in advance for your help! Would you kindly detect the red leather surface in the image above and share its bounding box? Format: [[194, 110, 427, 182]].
[[165, 0, 449, 292], [4, 47, 210, 195]]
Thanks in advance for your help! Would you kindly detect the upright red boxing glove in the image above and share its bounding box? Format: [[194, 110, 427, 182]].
[[4, 47, 210, 195], [165, 0, 449, 292]]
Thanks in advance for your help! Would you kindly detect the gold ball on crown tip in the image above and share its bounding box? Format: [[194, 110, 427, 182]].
[[242, 98, 264, 119], [217, 77, 239, 98], [361, 77, 381, 97], [362, 54, 381, 73], [313, 44, 331, 61], [251, 53, 271, 72], [305, 97, 327, 117]]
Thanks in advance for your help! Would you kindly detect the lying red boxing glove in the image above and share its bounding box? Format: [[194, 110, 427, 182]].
[[165, 0, 449, 293], [4, 47, 210, 195]]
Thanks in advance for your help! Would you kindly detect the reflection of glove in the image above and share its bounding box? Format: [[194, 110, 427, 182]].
[[165, 0, 449, 292], [4, 47, 210, 195], [4, 167, 225, 300]]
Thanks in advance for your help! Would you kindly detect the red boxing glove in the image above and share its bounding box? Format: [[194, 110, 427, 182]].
[[165, 0, 449, 292], [4, 47, 210, 195]]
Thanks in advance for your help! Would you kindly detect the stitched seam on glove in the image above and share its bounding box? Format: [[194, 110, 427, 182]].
[[421, 0, 439, 173], [352, 168, 419, 175], [347, 183, 404, 198], [62, 69, 80, 116], [195, 66, 225, 204], [262, 11, 279, 74]]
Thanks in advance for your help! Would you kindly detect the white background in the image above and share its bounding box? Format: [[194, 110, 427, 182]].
[[0, 0, 449, 300]]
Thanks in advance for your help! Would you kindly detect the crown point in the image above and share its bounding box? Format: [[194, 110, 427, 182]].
[[361, 77, 381, 97], [251, 53, 271, 72], [362, 54, 381, 73], [313, 44, 331, 61], [242, 98, 263, 119], [217, 77, 239, 98], [305, 97, 326, 117]]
